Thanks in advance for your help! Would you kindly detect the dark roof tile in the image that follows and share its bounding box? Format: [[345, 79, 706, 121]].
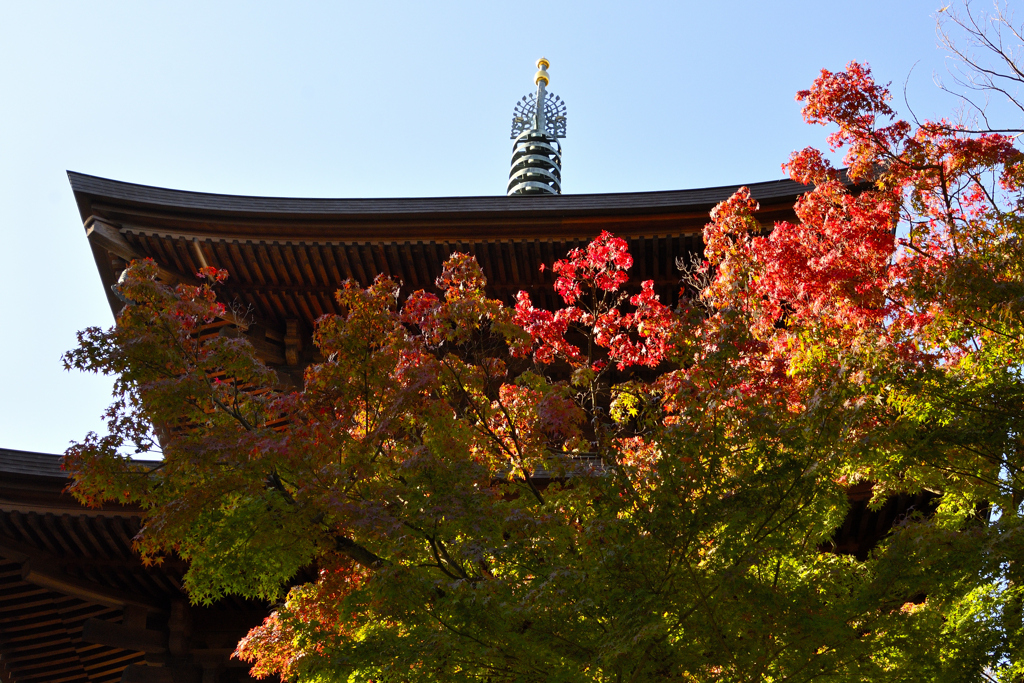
[[0, 448, 67, 479], [68, 171, 814, 221]]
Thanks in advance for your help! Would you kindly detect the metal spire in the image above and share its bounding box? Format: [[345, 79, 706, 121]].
[[508, 58, 566, 196]]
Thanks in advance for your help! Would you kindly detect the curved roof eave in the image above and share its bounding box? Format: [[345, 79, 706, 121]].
[[68, 170, 813, 225]]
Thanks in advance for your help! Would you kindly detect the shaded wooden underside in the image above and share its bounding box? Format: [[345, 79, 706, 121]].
[[124, 230, 707, 323], [0, 451, 264, 683], [0, 561, 140, 683]]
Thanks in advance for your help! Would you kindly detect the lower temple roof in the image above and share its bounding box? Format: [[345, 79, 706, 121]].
[[0, 449, 264, 683]]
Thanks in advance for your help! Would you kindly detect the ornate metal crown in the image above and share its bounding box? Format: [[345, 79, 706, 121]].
[[510, 91, 567, 139]]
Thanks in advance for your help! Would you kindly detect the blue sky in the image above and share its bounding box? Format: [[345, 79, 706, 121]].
[[0, 1, 967, 453]]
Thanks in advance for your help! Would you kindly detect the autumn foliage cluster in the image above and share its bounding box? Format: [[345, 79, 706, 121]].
[[65, 27, 1024, 683]]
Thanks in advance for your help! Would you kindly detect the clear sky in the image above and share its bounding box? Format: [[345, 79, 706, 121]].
[[0, 0, 968, 454]]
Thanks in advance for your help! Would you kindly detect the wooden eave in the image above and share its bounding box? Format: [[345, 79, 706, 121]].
[[0, 449, 148, 517], [68, 171, 810, 244], [0, 450, 266, 683]]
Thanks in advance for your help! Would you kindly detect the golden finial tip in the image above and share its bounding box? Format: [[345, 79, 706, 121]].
[[534, 58, 550, 86]]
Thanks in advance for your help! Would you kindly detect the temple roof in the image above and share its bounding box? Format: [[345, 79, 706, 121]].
[[0, 447, 67, 479], [69, 171, 810, 231], [68, 171, 812, 349], [0, 449, 265, 683]]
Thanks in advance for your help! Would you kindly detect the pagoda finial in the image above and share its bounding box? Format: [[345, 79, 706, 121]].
[[535, 58, 550, 85], [508, 59, 566, 196]]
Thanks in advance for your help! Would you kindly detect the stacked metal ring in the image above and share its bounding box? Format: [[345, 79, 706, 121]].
[[507, 129, 562, 195]]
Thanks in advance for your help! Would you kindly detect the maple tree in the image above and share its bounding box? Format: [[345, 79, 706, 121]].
[[64, 6, 1024, 682]]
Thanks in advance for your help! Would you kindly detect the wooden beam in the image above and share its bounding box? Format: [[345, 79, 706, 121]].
[[167, 600, 190, 658], [22, 560, 163, 613], [124, 604, 148, 630], [284, 319, 301, 366], [120, 663, 201, 683], [86, 218, 139, 263], [120, 665, 174, 683], [0, 539, 29, 563], [4, 537, 167, 614], [85, 218, 261, 339], [81, 618, 167, 654], [85, 218, 189, 286], [239, 331, 285, 366]]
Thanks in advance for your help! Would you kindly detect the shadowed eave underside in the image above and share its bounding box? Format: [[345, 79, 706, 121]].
[[0, 449, 267, 683]]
